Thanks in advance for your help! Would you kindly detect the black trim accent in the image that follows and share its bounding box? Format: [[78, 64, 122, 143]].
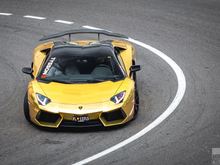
[[60, 120, 103, 128], [40, 48, 51, 54], [22, 67, 33, 75], [36, 110, 61, 123], [101, 108, 126, 122]]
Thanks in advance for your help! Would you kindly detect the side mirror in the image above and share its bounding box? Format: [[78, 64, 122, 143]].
[[22, 67, 33, 75], [130, 65, 141, 73]]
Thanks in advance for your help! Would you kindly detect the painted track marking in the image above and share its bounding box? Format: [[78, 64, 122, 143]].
[[54, 20, 74, 25], [0, 13, 13, 16], [23, 15, 46, 20], [82, 25, 103, 30], [72, 26, 186, 165]]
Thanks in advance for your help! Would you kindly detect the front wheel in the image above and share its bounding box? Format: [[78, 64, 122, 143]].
[[133, 88, 139, 118], [23, 92, 31, 122]]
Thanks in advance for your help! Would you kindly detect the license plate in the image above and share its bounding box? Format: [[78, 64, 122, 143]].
[[73, 115, 89, 122]]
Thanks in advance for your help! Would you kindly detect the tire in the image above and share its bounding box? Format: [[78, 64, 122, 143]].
[[132, 85, 139, 121], [23, 92, 31, 122], [132, 59, 139, 119]]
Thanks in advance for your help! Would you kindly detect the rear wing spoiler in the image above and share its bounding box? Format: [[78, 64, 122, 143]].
[[39, 29, 128, 41]]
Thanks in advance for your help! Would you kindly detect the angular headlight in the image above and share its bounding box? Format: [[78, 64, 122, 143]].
[[36, 93, 51, 106], [110, 91, 126, 104]]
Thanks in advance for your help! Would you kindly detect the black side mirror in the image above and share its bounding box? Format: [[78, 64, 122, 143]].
[[130, 65, 141, 73], [22, 67, 33, 75]]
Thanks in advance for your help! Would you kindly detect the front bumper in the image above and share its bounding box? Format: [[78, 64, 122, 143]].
[[28, 98, 135, 128]]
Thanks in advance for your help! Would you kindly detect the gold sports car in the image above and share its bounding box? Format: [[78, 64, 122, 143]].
[[22, 29, 141, 128]]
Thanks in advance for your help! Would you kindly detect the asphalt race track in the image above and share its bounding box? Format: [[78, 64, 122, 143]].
[[0, 0, 220, 165]]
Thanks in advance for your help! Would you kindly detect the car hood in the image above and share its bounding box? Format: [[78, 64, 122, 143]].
[[38, 80, 124, 104]]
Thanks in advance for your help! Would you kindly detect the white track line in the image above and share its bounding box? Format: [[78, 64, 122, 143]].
[[82, 25, 103, 30], [0, 13, 13, 16], [54, 20, 74, 25], [23, 15, 46, 20], [82, 25, 112, 33], [72, 26, 186, 165]]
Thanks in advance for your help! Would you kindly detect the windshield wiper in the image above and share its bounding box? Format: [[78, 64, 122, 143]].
[[110, 76, 124, 81], [86, 77, 124, 83], [85, 79, 106, 83], [39, 76, 123, 84], [47, 79, 73, 84], [97, 76, 124, 82]]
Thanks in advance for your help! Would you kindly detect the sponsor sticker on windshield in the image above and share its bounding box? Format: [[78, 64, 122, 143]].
[[41, 57, 56, 78]]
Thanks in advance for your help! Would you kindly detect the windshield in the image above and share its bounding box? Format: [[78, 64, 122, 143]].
[[37, 45, 125, 83]]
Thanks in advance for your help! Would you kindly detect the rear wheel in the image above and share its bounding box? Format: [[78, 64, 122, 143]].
[[23, 92, 31, 122]]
